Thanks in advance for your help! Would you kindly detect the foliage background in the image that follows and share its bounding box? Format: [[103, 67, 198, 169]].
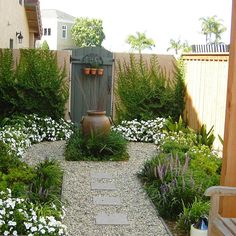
[[115, 54, 185, 122], [0, 49, 68, 120]]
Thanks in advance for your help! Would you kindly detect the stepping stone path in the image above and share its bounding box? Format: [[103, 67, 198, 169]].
[[24, 141, 171, 235], [93, 196, 121, 206], [91, 172, 129, 225]]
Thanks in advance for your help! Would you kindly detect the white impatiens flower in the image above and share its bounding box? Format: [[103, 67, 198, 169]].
[[0, 113, 74, 158], [40, 228, 46, 234], [8, 220, 16, 226], [12, 231, 18, 236], [30, 226, 37, 232], [112, 117, 166, 145], [24, 222, 32, 229]]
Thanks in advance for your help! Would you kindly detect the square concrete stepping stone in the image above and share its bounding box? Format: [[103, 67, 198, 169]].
[[93, 196, 121, 205], [91, 182, 116, 190], [95, 212, 129, 225], [91, 172, 113, 179]]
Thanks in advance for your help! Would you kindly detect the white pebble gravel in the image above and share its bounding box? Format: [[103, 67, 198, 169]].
[[23, 141, 171, 236]]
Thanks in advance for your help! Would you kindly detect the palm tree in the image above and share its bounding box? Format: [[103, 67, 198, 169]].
[[213, 21, 227, 43], [167, 39, 183, 55], [199, 16, 227, 44], [126, 32, 155, 54]]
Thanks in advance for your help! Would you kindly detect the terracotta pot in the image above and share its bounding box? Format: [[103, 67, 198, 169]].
[[81, 110, 112, 138], [90, 68, 97, 75], [83, 68, 90, 75], [97, 68, 104, 76]]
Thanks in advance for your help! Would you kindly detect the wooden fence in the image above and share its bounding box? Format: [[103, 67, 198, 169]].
[[182, 53, 229, 151]]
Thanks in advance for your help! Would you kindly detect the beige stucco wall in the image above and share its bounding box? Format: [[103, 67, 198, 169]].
[[0, 0, 29, 49]]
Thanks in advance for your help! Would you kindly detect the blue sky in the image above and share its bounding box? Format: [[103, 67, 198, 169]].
[[40, 0, 232, 53]]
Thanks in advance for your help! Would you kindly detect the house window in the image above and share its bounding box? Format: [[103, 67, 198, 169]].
[[62, 25, 67, 39], [9, 39, 13, 49], [44, 28, 51, 36]]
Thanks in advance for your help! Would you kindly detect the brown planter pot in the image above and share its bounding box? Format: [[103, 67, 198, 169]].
[[90, 68, 97, 75], [97, 68, 104, 76], [81, 110, 112, 138], [83, 68, 90, 75]]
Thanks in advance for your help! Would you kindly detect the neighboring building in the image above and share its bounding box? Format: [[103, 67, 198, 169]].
[[0, 0, 42, 49], [38, 9, 76, 50]]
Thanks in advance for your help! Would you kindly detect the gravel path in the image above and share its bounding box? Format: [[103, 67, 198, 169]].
[[23, 141, 170, 236]]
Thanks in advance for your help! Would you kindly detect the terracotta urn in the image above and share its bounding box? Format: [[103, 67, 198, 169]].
[[81, 110, 112, 138]]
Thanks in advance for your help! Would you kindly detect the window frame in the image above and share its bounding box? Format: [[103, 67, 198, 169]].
[[62, 25, 67, 39], [44, 28, 47, 36]]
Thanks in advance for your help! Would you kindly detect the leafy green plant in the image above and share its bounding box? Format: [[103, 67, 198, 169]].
[[115, 54, 185, 122], [177, 198, 210, 233], [30, 159, 63, 202], [71, 17, 105, 47], [0, 49, 68, 120], [164, 116, 188, 133], [195, 124, 215, 148], [65, 129, 128, 161], [189, 146, 221, 190]]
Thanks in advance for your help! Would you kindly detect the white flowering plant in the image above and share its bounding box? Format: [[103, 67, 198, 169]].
[[159, 130, 197, 153], [0, 114, 74, 157], [0, 189, 67, 236], [111, 118, 166, 144]]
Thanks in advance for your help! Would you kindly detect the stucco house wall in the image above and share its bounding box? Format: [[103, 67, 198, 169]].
[[0, 0, 30, 49], [0, 0, 42, 49]]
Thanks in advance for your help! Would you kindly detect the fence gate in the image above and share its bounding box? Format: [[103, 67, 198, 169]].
[[70, 47, 113, 125]]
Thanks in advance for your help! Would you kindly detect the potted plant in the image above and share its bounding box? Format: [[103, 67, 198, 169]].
[[97, 67, 104, 76], [83, 67, 90, 75]]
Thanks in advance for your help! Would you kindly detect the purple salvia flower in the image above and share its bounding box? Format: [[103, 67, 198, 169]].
[[157, 165, 164, 182], [160, 183, 169, 195], [182, 154, 190, 174], [182, 176, 186, 191]]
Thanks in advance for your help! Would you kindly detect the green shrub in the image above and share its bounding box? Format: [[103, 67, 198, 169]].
[[160, 131, 197, 154], [30, 159, 63, 202], [65, 129, 128, 161], [0, 49, 68, 120], [0, 141, 35, 197], [188, 145, 221, 190], [115, 54, 185, 122], [177, 198, 210, 233]]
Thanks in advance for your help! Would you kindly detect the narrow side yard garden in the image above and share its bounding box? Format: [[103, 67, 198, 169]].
[[0, 49, 221, 235]]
